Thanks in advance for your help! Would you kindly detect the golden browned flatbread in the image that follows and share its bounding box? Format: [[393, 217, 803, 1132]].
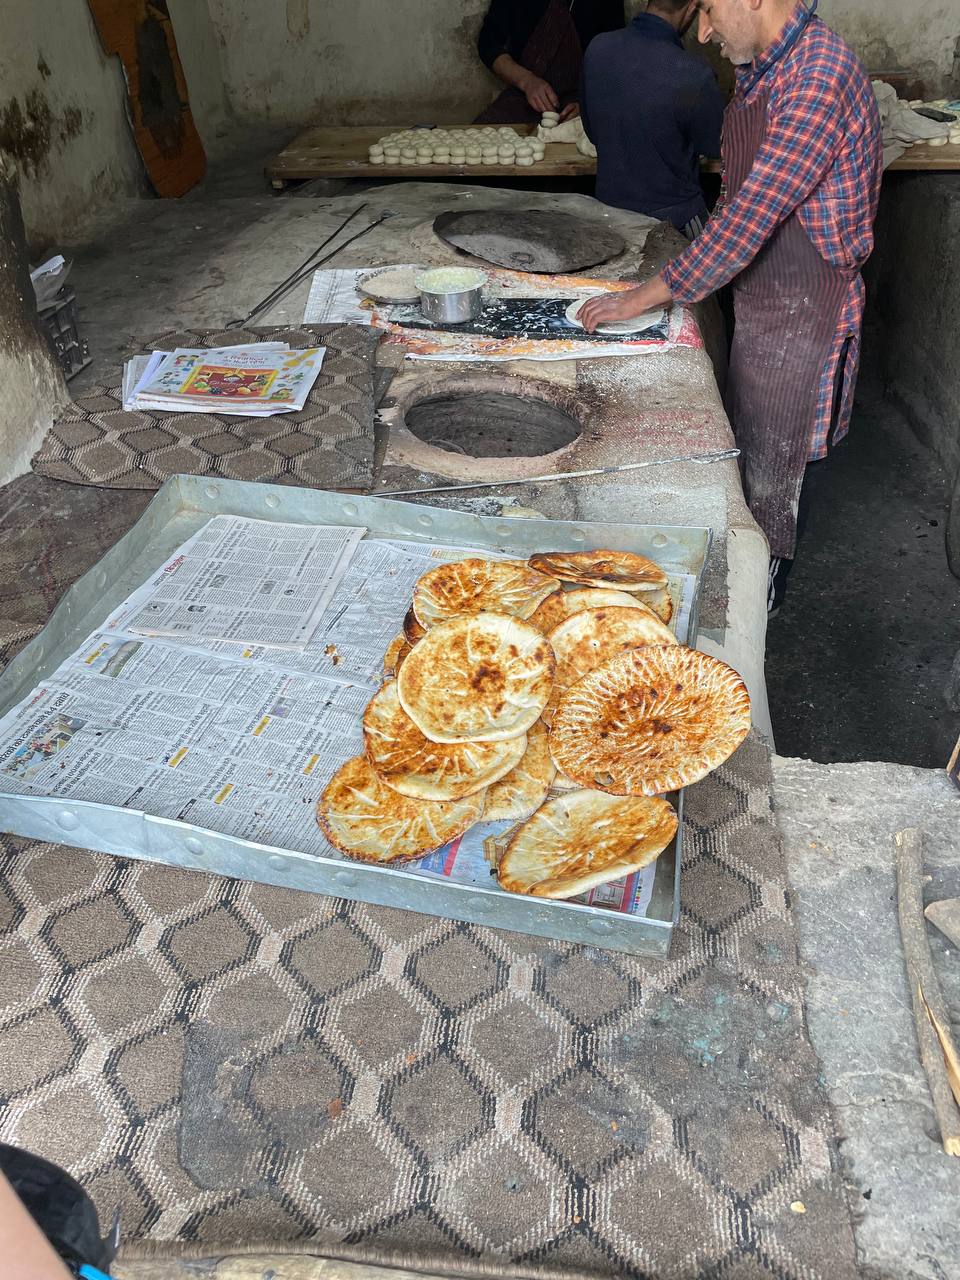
[[363, 680, 526, 800], [530, 586, 640, 634], [550, 646, 752, 796], [497, 790, 677, 898], [317, 755, 484, 864], [383, 633, 412, 679], [528, 550, 668, 592], [483, 720, 556, 821], [642, 586, 674, 625], [403, 606, 426, 645], [412, 558, 558, 627], [541, 606, 678, 724], [397, 612, 555, 743]]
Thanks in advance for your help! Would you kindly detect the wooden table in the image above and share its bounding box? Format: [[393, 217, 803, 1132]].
[[266, 124, 593, 188], [266, 124, 960, 189]]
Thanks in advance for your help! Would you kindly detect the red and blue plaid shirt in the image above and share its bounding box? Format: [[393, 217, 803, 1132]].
[[662, 3, 883, 458]]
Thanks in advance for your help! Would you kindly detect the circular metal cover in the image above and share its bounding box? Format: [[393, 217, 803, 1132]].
[[433, 209, 626, 274]]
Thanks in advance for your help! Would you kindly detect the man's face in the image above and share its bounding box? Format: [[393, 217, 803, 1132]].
[[696, 0, 759, 65]]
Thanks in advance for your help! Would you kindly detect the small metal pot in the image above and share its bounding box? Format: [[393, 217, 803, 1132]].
[[418, 282, 484, 325]]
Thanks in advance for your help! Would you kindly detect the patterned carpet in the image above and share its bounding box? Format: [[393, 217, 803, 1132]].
[[0, 473, 859, 1277], [31, 325, 379, 492]]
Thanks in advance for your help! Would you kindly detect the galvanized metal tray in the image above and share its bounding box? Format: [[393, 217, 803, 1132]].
[[0, 475, 711, 958]]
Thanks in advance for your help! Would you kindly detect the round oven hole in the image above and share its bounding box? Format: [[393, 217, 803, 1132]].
[[405, 392, 581, 459]]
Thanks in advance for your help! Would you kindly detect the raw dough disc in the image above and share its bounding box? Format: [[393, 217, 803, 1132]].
[[565, 296, 666, 335], [358, 266, 426, 304]]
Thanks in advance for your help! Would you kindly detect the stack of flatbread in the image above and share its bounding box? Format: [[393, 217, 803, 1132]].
[[317, 550, 751, 902]]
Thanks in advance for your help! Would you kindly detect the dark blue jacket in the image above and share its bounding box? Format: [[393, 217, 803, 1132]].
[[581, 13, 725, 230]]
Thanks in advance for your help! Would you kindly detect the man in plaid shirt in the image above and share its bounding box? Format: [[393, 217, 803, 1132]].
[[580, 0, 883, 612]]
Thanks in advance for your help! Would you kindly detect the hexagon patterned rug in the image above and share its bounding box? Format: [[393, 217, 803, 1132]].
[[0, 733, 859, 1280], [31, 325, 378, 492]]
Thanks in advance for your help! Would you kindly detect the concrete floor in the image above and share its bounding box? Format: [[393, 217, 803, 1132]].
[[766, 357, 960, 769], [773, 756, 960, 1280]]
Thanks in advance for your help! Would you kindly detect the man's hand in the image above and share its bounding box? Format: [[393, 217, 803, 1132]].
[[521, 73, 560, 114], [577, 276, 675, 333], [559, 102, 581, 123]]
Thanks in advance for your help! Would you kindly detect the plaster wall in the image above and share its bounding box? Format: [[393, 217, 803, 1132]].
[[206, 0, 958, 127], [0, 0, 229, 248]]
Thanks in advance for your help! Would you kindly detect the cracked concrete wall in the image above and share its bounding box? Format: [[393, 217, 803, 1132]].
[[0, 159, 68, 485], [0, 0, 229, 248], [205, 0, 957, 128], [204, 0, 504, 125], [816, 0, 959, 97]]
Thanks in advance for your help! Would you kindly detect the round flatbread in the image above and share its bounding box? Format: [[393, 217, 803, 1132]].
[[412, 558, 559, 628], [483, 720, 556, 821], [642, 586, 674, 625], [542, 606, 677, 724], [398, 612, 555, 743], [550, 646, 752, 796], [498, 790, 677, 898], [383, 633, 411, 679], [530, 586, 640, 634], [528, 550, 667, 593], [564, 296, 666, 336], [318, 755, 485, 864], [403, 606, 426, 645], [363, 680, 526, 800]]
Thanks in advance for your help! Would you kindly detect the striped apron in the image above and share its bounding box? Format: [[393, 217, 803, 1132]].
[[723, 91, 851, 560]]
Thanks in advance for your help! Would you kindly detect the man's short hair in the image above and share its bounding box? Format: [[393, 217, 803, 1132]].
[[649, 0, 692, 12]]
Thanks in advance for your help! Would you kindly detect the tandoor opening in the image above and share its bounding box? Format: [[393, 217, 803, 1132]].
[[405, 391, 581, 459]]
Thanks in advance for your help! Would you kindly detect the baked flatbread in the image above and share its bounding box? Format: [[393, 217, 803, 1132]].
[[318, 755, 485, 864], [498, 790, 677, 898], [403, 606, 426, 645], [529, 550, 668, 592], [364, 680, 526, 800], [483, 720, 556, 821], [550, 646, 752, 795], [542, 606, 677, 724], [397, 612, 555, 743], [641, 586, 673, 625], [413, 558, 558, 627], [530, 586, 639, 634], [383, 633, 411, 679]]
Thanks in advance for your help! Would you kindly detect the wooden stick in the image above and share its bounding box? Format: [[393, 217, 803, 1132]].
[[895, 827, 960, 1156]]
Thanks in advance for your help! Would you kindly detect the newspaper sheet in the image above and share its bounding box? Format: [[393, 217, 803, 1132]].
[[0, 525, 692, 922], [129, 344, 326, 416], [116, 515, 365, 650], [304, 267, 702, 362]]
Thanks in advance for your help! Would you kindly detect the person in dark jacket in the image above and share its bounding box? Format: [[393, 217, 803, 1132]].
[[581, 0, 725, 234], [476, 0, 624, 124]]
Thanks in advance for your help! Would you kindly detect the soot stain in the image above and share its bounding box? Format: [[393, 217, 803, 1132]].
[[0, 88, 84, 175]]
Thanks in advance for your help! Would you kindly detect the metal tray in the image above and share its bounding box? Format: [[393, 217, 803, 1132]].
[[0, 475, 711, 958]]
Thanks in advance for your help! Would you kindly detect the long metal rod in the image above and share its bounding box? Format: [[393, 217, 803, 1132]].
[[376, 449, 741, 499], [227, 203, 369, 328]]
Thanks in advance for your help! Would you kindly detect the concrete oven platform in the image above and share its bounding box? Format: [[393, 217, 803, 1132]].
[[65, 181, 771, 732]]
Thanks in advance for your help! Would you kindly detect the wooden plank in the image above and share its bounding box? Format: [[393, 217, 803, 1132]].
[[265, 124, 594, 183], [267, 124, 960, 185], [87, 0, 206, 197]]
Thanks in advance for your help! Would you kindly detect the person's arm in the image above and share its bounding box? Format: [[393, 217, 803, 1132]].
[[581, 64, 850, 329], [491, 53, 560, 114], [0, 1171, 73, 1280], [661, 67, 848, 304]]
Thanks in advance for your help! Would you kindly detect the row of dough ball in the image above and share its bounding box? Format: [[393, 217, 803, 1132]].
[[368, 126, 546, 166], [906, 99, 960, 146]]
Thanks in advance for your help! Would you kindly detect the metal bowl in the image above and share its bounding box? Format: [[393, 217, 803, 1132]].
[[415, 269, 486, 325]]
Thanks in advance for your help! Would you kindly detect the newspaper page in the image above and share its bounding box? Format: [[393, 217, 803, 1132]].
[[0, 531, 692, 922], [120, 516, 365, 650], [131, 345, 326, 416]]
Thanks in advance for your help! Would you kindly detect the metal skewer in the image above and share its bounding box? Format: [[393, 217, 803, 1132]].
[[376, 449, 741, 499]]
